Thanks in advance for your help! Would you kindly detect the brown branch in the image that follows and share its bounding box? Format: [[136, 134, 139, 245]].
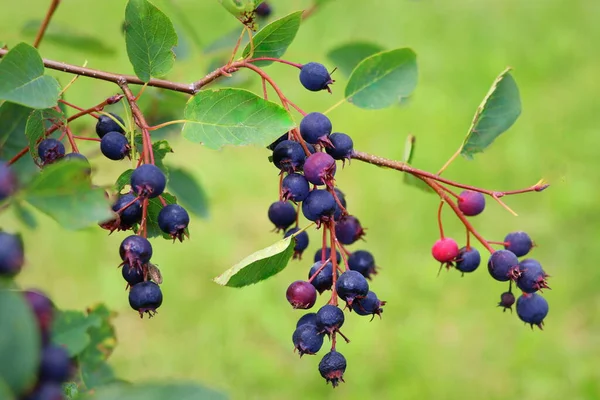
[[117, 81, 153, 164], [33, 0, 61, 48]]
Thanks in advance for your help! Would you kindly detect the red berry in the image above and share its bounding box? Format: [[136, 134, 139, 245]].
[[286, 281, 317, 309], [431, 238, 459, 263], [457, 190, 486, 216]]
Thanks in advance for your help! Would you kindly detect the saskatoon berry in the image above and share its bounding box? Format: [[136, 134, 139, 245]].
[[302, 189, 336, 222], [292, 323, 324, 356], [455, 246, 481, 274], [334, 215, 365, 245], [254, 1, 272, 17], [0, 232, 24, 277], [516, 292, 549, 329], [23, 290, 54, 343], [299, 112, 332, 145], [267, 132, 288, 151], [296, 313, 317, 328], [431, 238, 459, 263], [112, 193, 142, 227], [284, 227, 309, 259], [487, 250, 519, 282], [268, 201, 296, 231], [158, 204, 190, 241], [348, 250, 377, 279], [282, 173, 310, 202], [63, 152, 92, 175], [129, 281, 163, 317], [286, 280, 317, 309], [336, 270, 369, 306], [119, 235, 152, 268], [122, 263, 144, 288], [516, 259, 549, 293], [25, 382, 64, 400], [100, 131, 130, 160], [96, 113, 125, 138], [318, 350, 346, 387], [498, 291, 515, 312], [130, 164, 166, 198], [0, 162, 17, 201], [326, 133, 354, 161], [308, 261, 336, 294], [316, 304, 344, 335], [299, 62, 333, 92], [272, 140, 306, 172], [504, 231, 534, 257], [303, 152, 336, 186], [37, 138, 65, 165], [39, 345, 73, 383], [352, 290, 385, 318], [313, 247, 341, 263], [457, 190, 486, 216]]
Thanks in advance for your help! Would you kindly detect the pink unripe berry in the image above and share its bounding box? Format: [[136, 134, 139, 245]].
[[286, 280, 317, 309], [431, 238, 459, 263], [457, 190, 486, 216]]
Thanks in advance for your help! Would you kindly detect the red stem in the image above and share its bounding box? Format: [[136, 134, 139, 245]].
[[138, 198, 149, 238], [328, 220, 339, 306], [117, 81, 153, 165], [33, 0, 60, 48], [308, 257, 332, 283], [246, 57, 303, 69], [437, 200, 445, 239], [58, 99, 100, 118], [72, 136, 100, 142]]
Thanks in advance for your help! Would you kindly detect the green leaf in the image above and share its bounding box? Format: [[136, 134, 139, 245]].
[[86, 382, 226, 400], [22, 161, 112, 230], [137, 88, 188, 136], [63, 382, 80, 399], [460, 67, 522, 159], [0, 289, 41, 396], [214, 237, 295, 287], [167, 168, 208, 218], [0, 43, 61, 109], [115, 169, 134, 193], [345, 48, 417, 109], [0, 102, 38, 182], [402, 134, 415, 164], [402, 135, 434, 193], [51, 310, 102, 357], [144, 192, 177, 239], [13, 201, 38, 229], [124, 0, 178, 82], [25, 108, 65, 161], [242, 11, 303, 66], [218, 0, 261, 31], [327, 42, 384, 77], [0, 378, 15, 400], [182, 88, 295, 150], [203, 27, 248, 55], [79, 304, 118, 389]]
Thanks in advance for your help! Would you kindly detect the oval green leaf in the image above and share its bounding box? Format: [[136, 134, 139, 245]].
[[401, 135, 434, 193], [182, 88, 295, 149], [52, 310, 102, 357], [345, 48, 417, 109], [167, 167, 209, 218], [86, 382, 226, 400], [143, 192, 177, 239], [25, 108, 65, 161], [460, 67, 521, 159], [0, 43, 61, 109], [124, 0, 178, 82], [242, 11, 303, 66], [327, 42, 384, 77], [214, 237, 295, 287]]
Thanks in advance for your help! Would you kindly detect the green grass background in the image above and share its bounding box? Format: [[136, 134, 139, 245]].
[[2, 0, 600, 399]]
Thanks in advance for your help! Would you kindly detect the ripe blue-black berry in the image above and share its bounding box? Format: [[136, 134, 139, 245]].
[[286, 280, 317, 309], [119, 235, 152, 269], [299, 62, 333, 92], [296, 313, 317, 328], [308, 261, 337, 293], [130, 164, 166, 198], [39, 345, 72, 383], [0, 232, 24, 277], [314, 247, 341, 263], [0, 162, 17, 201], [457, 190, 486, 216], [24, 382, 64, 400], [292, 323, 324, 356], [158, 204, 190, 241], [282, 173, 310, 202], [254, 1, 272, 17], [100, 131, 130, 160], [23, 290, 54, 343], [348, 250, 377, 279], [487, 250, 519, 282], [268, 201, 296, 231], [112, 193, 142, 227], [336, 270, 369, 306], [316, 304, 344, 335], [299, 113, 332, 145], [333, 187, 346, 220], [63, 152, 92, 175], [318, 350, 346, 387], [352, 290, 385, 319], [504, 231, 534, 257], [302, 189, 336, 223], [516, 259, 549, 293], [498, 291, 515, 312], [267, 132, 288, 151], [272, 140, 306, 172], [431, 238, 459, 263], [335, 215, 365, 245], [96, 113, 125, 138], [284, 227, 309, 259], [122, 263, 144, 288], [516, 292, 549, 329], [303, 152, 336, 185], [129, 281, 163, 317], [326, 133, 354, 161], [455, 246, 481, 274], [37, 138, 65, 165]]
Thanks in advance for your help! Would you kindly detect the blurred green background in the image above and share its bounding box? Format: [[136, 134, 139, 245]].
[[2, 0, 599, 399]]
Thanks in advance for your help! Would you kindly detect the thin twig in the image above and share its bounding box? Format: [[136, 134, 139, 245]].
[[33, 0, 61, 48], [117, 81, 154, 164]]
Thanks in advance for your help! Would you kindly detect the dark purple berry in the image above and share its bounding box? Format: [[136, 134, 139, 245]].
[[267, 132, 288, 151], [286, 280, 317, 309], [348, 250, 377, 279], [308, 261, 336, 294], [302, 189, 336, 223], [122, 263, 144, 288], [130, 164, 166, 198], [315, 304, 344, 335], [268, 201, 296, 231], [292, 323, 324, 356], [336, 270, 369, 306], [39, 345, 72, 383], [282, 173, 310, 202], [158, 204, 190, 241], [299, 63, 333, 92], [119, 235, 152, 269], [254, 1, 272, 17], [314, 247, 341, 263], [284, 227, 309, 259], [37, 138, 65, 165], [0, 162, 17, 201], [504, 231, 534, 257], [487, 250, 519, 282], [296, 313, 317, 328], [24, 382, 64, 400], [23, 290, 54, 343], [299, 113, 332, 145], [516, 259, 550, 293], [0, 232, 24, 277], [96, 113, 125, 138], [272, 140, 306, 172], [100, 131, 130, 160], [352, 290, 385, 318], [457, 190, 486, 216], [455, 246, 481, 274], [303, 152, 336, 186], [498, 291, 515, 312], [334, 215, 365, 245], [431, 238, 459, 263], [62, 152, 92, 175], [112, 193, 142, 227], [326, 133, 353, 161], [129, 281, 163, 317], [318, 350, 346, 387], [516, 292, 549, 329]]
